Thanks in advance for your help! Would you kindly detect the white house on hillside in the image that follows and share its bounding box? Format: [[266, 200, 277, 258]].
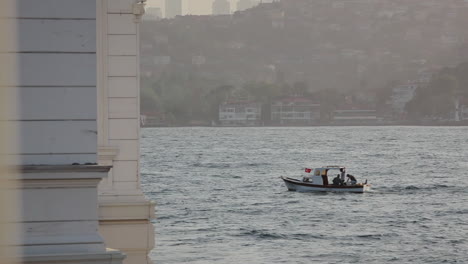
[[271, 97, 320, 125], [219, 101, 262, 126]]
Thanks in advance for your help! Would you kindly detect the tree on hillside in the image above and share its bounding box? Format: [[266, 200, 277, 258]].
[[242, 82, 282, 122], [406, 73, 459, 119], [206, 85, 235, 122]]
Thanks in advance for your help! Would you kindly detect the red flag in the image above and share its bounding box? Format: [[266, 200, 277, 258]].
[[305, 168, 312, 173]]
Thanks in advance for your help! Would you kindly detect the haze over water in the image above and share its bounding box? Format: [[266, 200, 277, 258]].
[[141, 127, 468, 263]]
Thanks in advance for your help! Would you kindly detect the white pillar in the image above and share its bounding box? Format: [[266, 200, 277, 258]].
[[97, 1, 155, 263]]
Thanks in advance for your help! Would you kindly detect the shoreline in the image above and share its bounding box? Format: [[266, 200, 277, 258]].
[[142, 122, 468, 128]]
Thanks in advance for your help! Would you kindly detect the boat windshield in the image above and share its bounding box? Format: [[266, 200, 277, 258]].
[[320, 166, 345, 176]]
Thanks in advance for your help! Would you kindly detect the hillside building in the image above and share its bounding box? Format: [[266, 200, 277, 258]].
[[455, 96, 468, 121], [219, 101, 262, 126], [332, 109, 379, 125], [271, 97, 320, 125], [462, 104, 468, 120]]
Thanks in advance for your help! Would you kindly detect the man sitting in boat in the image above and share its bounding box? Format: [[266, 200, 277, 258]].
[[346, 174, 357, 185], [332, 174, 342, 186]]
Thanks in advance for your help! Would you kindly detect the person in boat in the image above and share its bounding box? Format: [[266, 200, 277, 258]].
[[346, 174, 357, 185], [340, 168, 346, 182], [332, 174, 341, 186]]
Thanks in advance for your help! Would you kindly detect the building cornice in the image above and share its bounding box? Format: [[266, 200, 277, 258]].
[[18, 165, 112, 173]]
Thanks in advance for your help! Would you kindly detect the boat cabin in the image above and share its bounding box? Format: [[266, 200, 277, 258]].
[[309, 166, 345, 185]]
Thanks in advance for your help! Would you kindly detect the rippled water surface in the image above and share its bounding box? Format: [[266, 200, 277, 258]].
[[140, 127, 468, 263]]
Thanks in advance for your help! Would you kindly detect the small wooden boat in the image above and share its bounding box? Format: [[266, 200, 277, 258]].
[[281, 166, 371, 193]]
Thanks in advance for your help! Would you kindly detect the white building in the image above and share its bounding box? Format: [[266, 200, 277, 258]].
[[332, 109, 378, 124], [219, 101, 262, 126], [2, 1, 154, 264], [271, 97, 320, 125], [462, 105, 468, 120], [458, 97, 468, 121]]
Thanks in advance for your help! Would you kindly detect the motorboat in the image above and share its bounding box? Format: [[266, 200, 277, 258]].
[[281, 166, 371, 193]]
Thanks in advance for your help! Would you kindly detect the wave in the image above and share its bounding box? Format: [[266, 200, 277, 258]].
[[235, 229, 325, 241], [192, 162, 232, 169], [355, 234, 388, 240], [191, 162, 272, 169], [237, 229, 285, 240], [375, 184, 456, 194], [211, 174, 242, 179]]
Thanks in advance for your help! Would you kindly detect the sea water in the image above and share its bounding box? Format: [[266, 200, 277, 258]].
[[141, 126, 468, 263]]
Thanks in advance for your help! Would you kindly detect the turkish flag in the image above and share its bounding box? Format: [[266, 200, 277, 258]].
[[305, 168, 312, 173]]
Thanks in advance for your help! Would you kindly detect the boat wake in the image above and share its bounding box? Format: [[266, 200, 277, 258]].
[[374, 184, 462, 194]]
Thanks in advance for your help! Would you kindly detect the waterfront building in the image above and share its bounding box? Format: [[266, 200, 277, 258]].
[[219, 101, 262, 126], [2, 1, 154, 264], [462, 104, 468, 120], [212, 0, 231, 15], [141, 112, 168, 127], [271, 97, 320, 125], [457, 97, 468, 121], [166, 0, 182, 18], [332, 109, 379, 125]]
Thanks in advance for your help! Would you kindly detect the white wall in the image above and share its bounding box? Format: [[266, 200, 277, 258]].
[[11, 0, 98, 165], [6, 1, 125, 263]]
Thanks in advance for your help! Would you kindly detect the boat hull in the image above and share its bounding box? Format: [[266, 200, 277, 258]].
[[282, 177, 370, 193]]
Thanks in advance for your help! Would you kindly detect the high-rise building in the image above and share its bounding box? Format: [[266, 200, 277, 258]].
[[166, 0, 182, 18], [212, 0, 231, 15], [236, 0, 255, 11]]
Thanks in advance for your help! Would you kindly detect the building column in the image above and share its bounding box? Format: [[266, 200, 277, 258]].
[[3, 0, 125, 263], [97, 1, 155, 263], [16, 166, 125, 264]]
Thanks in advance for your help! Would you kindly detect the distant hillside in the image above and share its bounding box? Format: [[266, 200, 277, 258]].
[[141, 0, 468, 92]]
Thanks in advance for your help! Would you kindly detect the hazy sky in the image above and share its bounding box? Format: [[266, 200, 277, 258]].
[[146, 0, 260, 16]]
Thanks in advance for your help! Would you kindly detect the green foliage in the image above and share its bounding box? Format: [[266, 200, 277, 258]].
[[141, 71, 305, 124], [406, 64, 465, 119]]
